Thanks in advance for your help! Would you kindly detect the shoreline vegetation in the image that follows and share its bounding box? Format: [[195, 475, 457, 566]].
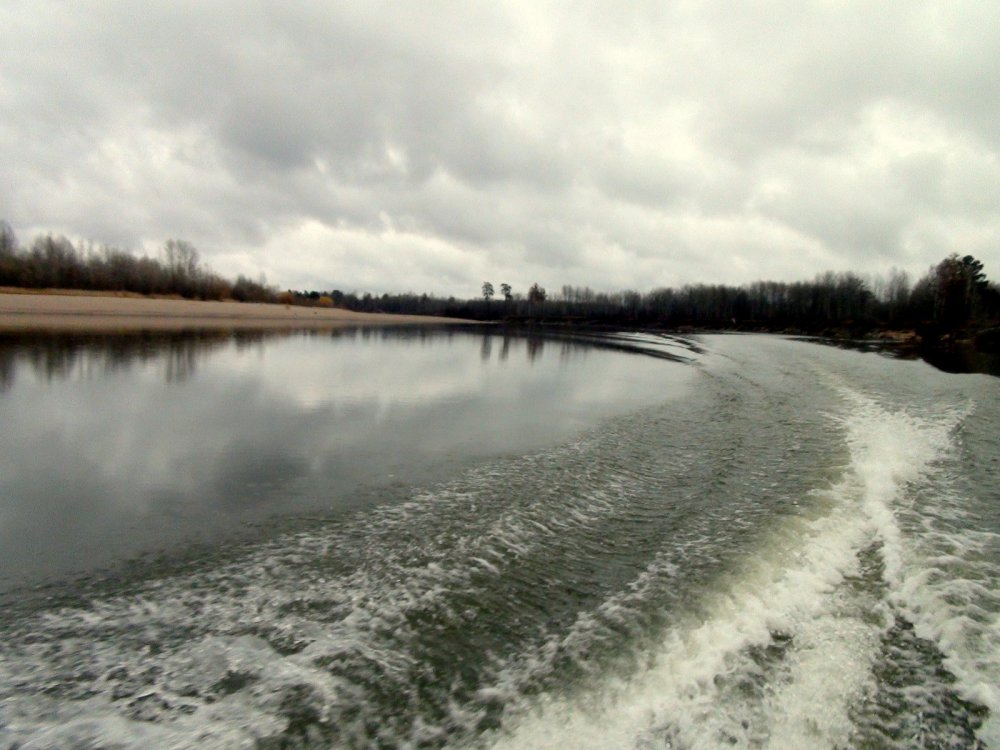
[[1, 221, 997, 373]]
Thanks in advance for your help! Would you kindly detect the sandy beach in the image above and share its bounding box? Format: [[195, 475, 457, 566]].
[[0, 290, 473, 331]]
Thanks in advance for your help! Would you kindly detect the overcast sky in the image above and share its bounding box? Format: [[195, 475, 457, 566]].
[[3, 2, 999, 296]]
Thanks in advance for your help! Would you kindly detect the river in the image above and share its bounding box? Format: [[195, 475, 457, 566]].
[[1, 329, 997, 748]]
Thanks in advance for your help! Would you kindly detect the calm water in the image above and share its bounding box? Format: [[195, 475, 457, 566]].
[[1, 329, 998, 749]]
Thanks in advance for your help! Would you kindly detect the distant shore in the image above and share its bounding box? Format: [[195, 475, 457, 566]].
[[0, 289, 475, 331]]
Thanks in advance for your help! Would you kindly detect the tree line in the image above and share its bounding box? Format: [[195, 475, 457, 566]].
[[312, 255, 998, 336], [2, 221, 997, 336], [0, 222, 276, 303]]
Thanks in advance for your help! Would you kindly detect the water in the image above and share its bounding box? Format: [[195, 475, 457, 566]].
[[0, 329, 997, 749]]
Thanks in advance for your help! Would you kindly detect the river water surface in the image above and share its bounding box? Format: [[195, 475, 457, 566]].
[[1, 329, 998, 749]]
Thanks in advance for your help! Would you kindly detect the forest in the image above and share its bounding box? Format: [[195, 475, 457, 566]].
[[0, 222, 275, 304], [2, 221, 998, 343]]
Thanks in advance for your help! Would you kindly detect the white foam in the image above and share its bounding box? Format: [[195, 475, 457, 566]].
[[837, 387, 1000, 745], [485, 384, 973, 750], [4, 371, 997, 749], [0, 433, 652, 748], [485, 497, 874, 746]]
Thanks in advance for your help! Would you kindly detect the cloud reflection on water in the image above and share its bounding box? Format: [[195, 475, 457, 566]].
[[0, 327, 696, 591]]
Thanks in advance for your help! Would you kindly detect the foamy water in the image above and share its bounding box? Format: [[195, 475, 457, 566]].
[[1, 332, 998, 748]]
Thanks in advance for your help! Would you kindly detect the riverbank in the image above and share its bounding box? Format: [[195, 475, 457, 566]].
[[0, 289, 475, 331]]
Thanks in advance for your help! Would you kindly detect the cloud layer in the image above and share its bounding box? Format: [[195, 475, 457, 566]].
[[3, 1, 999, 295]]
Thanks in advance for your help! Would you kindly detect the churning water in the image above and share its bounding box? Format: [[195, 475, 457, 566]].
[[1, 330, 998, 749]]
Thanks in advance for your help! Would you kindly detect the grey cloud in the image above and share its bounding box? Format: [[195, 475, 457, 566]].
[[2, 2, 999, 295]]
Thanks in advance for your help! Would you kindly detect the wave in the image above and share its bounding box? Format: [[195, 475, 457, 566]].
[[486, 380, 995, 749], [2, 339, 998, 749]]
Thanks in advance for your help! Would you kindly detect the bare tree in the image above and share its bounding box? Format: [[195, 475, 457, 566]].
[[0, 221, 16, 258], [163, 239, 200, 296], [0, 221, 18, 286], [528, 283, 546, 304]]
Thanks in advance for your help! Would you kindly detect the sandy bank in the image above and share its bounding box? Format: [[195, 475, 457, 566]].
[[0, 290, 474, 331]]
